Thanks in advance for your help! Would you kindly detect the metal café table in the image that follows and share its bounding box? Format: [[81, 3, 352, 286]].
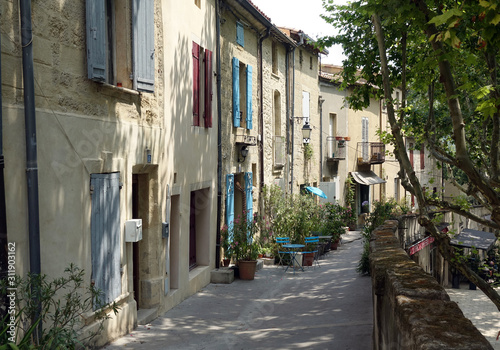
[[282, 243, 305, 274]]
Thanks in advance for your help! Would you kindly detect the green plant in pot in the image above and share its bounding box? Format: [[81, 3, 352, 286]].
[[230, 212, 259, 280], [322, 202, 346, 250], [220, 224, 232, 266]]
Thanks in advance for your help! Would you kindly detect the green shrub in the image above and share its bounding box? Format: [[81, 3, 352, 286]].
[[0, 264, 119, 349], [357, 199, 399, 275]]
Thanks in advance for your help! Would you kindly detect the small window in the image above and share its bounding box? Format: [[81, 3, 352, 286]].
[[236, 22, 244, 47], [310, 56, 313, 70], [272, 41, 278, 74]]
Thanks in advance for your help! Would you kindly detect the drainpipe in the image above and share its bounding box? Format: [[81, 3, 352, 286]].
[[20, 0, 41, 338], [258, 28, 270, 203], [290, 49, 296, 195], [215, 0, 222, 269], [285, 47, 290, 193], [0, 15, 9, 307], [319, 96, 325, 181]]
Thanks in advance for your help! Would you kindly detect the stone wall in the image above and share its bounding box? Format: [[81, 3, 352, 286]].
[[370, 220, 492, 350]]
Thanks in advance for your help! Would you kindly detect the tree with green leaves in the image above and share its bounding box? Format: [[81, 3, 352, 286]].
[[319, 0, 500, 309]]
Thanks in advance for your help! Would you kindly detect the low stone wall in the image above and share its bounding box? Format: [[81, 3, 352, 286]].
[[370, 220, 492, 350]]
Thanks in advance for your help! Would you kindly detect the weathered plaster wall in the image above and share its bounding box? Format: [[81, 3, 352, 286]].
[[370, 220, 492, 350], [2, 0, 218, 346], [1, 0, 166, 344]]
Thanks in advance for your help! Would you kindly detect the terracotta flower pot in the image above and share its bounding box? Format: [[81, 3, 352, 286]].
[[238, 260, 257, 280], [331, 239, 340, 250], [303, 252, 314, 266]]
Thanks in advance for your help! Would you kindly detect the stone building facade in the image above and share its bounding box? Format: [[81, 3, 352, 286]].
[[1, 0, 218, 346], [218, 0, 296, 248]]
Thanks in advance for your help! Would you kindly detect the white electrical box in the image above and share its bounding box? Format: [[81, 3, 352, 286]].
[[125, 219, 142, 242]]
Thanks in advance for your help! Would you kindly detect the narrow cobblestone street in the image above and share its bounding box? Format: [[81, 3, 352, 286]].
[[103, 231, 372, 350]]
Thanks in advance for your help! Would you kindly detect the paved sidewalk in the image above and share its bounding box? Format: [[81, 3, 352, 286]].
[[447, 285, 500, 349], [102, 231, 372, 350]]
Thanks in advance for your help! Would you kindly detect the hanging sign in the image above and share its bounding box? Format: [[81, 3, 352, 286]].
[[408, 236, 435, 256]]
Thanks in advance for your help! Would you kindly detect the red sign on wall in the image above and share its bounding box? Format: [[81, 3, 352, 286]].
[[408, 236, 435, 256]]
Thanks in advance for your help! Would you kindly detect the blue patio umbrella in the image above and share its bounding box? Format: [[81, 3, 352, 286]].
[[305, 186, 327, 199]]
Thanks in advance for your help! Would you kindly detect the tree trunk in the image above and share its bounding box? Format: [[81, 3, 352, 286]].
[[372, 12, 500, 312]]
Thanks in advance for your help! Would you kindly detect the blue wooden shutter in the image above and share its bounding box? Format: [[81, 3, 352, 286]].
[[226, 174, 235, 241], [236, 22, 244, 47], [86, 0, 107, 82], [232, 57, 240, 127], [245, 172, 253, 230], [192, 42, 200, 126], [245, 172, 253, 243], [91, 173, 121, 309], [132, 0, 155, 92], [204, 49, 213, 128], [246, 65, 253, 130]]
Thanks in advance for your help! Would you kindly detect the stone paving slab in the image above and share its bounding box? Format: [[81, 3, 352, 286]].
[[102, 231, 372, 350], [447, 284, 500, 349]]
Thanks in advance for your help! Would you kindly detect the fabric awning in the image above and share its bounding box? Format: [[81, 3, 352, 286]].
[[351, 171, 386, 186], [450, 228, 497, 251]]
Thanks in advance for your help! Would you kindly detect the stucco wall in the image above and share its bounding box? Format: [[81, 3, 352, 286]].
[[2, 0, 218, 345], [370, 220, 492, 349]]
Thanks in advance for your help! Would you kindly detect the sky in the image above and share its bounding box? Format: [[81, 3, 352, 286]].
[[249, 0, 346, 65]]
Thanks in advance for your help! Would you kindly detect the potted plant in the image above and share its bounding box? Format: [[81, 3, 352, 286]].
[[231, 212, 260, 280], [220, 224, 232, 267], [303, 239, 316, 266], [321, 203, 346, 250]]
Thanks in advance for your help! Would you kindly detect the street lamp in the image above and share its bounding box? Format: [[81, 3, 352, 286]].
[[302, 121, 312, 140]]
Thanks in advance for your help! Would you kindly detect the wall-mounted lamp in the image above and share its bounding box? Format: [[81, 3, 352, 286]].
[[294, 117, 313, 143], [302, 121, 312, 140], [145, 147, 152, 164], [238, 145, 249, 163]]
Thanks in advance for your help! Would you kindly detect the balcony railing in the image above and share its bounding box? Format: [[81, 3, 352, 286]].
[[326, 136, 347, 161], [357, 142, 385, 165], [274, 136, 285, 168]]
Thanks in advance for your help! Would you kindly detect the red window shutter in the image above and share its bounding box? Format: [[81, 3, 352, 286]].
[[204, 50, 213, 128], [192, 42, 200, 126], [409, 143, 414, 168], [420, 146, 425, 169]]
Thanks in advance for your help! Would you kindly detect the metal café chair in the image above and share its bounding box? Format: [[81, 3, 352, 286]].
[[276, 237, 292, 269], [303, 236, 320, 268]]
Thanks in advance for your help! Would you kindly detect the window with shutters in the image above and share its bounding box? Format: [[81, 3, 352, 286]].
[[232, 57, 253, 129], [236, 22, 245, 47], [192, 42, 213, 127], [86, 0, 155, 93]]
